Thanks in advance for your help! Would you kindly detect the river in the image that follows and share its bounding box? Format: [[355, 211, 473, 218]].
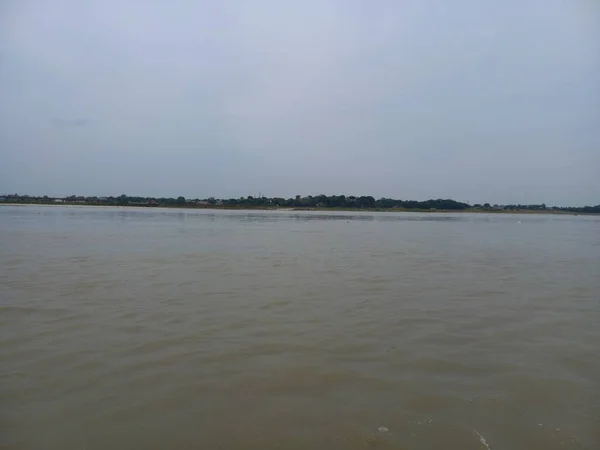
[[1, 205, 599, 449]]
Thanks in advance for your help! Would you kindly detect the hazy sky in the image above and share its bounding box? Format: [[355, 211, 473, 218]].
[[1, 1, 598, 204]]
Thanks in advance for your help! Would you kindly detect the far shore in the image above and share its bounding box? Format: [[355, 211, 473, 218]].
[[1, 202, 594, 215]]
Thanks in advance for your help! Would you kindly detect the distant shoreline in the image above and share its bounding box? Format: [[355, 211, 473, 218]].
[[1, 203, 595, 215], [3, 194, 598, 214]]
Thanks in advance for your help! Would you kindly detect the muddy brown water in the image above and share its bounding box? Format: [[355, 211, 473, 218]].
[[1, 206, 599, 449]]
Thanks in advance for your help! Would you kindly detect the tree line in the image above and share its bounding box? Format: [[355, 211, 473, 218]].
[[1, 193, 599, 213]]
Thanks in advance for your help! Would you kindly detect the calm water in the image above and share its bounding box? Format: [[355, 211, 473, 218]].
[[1, 205, 599, 449]]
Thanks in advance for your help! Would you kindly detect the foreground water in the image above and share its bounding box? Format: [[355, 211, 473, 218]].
[[1, 205, 599, 449]]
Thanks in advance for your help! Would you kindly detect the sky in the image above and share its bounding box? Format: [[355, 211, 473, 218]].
[[0, 1, 599, 205]]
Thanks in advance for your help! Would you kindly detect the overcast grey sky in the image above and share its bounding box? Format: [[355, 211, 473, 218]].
[[1, 1, 598, 204]]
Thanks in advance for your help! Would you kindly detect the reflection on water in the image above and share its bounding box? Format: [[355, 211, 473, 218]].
[[1, 206, 599, 449]]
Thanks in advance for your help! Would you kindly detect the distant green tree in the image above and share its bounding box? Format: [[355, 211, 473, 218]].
[[176, 196, 186, 205], [357, 196, 375, 208]]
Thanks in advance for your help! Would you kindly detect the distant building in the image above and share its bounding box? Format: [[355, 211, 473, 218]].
[[53, 199, 64, 203]]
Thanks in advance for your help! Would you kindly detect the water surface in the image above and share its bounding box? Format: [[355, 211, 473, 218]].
[[1, 206, 599, 449]]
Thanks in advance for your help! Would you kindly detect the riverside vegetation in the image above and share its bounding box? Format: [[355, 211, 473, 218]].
[[1, 193, 599, 214]]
